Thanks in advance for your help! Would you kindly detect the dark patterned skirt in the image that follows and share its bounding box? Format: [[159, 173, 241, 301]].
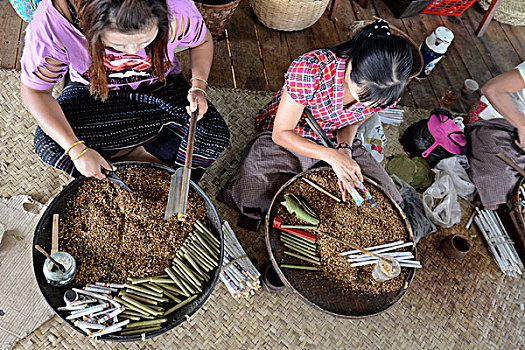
[[34, 74, 230, 177]]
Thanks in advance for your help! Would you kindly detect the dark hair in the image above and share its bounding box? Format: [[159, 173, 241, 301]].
[[329, 20, 413, 108], [74, 0, 170, 100]]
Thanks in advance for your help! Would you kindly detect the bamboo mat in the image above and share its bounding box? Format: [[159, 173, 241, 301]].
[[1, 69, 523, 350]]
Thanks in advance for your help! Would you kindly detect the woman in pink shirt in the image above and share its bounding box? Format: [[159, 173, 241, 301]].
[[20, 0, 229, 181]]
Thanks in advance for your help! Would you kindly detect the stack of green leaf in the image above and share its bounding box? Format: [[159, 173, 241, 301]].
[[385, 155, 434, 191]]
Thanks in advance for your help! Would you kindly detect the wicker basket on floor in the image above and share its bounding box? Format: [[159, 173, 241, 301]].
[[249, 0, 330, 31], [477, 0, 525, 26], [195, 0, 242, 39]]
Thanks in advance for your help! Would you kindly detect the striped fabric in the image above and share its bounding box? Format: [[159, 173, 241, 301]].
[[255, 48, 397, 141], [34, 74, 229, 177], [9, 0, 41, 22]]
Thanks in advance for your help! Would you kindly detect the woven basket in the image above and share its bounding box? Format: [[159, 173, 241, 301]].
[[350, 20, 424, 80], [249, 0, 330, 31], [195, 0, 242, 39], [477, 0, 525, 26]]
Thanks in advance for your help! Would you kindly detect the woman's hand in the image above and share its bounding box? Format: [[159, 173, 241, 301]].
[[187, 89, 208, 120], [326, 148, 363, 202], [70, 147, 114, 179]]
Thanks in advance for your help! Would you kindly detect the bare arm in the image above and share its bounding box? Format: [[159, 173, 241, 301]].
[[20, 83, 112, 178], [481, 68, 525, 148], [272, 89, 363, 200], [187, 29, 213, 120]]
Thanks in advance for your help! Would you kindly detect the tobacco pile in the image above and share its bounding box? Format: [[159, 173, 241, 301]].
[[275, 170, 410, 294], [59, 167, 207, 285]]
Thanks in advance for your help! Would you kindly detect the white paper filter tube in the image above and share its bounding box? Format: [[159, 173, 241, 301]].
[[345, 242, 414, 258], [340, 241, 405, 256], [348, 252, 414, 262], [348, 254, 414, 263]]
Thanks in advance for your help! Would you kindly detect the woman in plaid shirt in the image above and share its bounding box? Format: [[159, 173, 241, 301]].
[[219, 20, 414, 230]]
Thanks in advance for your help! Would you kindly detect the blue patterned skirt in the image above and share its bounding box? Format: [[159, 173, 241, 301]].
[[34, 74, 230, 177]]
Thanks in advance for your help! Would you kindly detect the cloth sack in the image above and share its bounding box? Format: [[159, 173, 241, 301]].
[[401, 108, 467, 167]]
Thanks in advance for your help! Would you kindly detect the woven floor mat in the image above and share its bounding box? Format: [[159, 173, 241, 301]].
[[1, 68, 523, 349]]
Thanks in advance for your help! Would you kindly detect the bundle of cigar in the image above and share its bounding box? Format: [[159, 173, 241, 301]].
[[220, 221, 261, 298], [60, 220, 220, 337]]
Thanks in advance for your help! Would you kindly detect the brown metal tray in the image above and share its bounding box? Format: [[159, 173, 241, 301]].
[[265, 167, 416, 318]]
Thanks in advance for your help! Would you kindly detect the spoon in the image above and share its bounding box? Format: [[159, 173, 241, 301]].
[[35, 245, 66, 273]]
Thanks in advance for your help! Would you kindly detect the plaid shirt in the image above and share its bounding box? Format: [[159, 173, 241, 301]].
[[255, 49, 397, 141]]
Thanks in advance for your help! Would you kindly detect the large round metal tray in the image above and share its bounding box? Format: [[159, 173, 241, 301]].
[[33, 162, 223, 341], [265, 167, 416, 318]]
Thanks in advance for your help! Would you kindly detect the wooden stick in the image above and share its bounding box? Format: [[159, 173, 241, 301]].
[[316, 230, 393, 264], [302, 178, 342, 203], [51, 214, 59, 254], [497, 152, 525, 177], [35, 245, 66, 272]]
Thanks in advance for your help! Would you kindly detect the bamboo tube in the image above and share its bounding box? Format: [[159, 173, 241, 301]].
[[165, 267, 191, 297], [119, 314, 141, 321], [121, 296, 161, 316], [142, 283, 164, 294], [188, 239, 216, 266], [128, 277, 150, 284], [153, 282, 184, 295], [148, 278, 176, 284], [172, 265, 199, 293], [280, 231, 316, 246], [195, 220, 220, 245], [284, 251, 321, 265], [281, 237, 317, 254], [163, 290, 182, 303], [192, 234, 219, 261], [174, 257, 202, 287], [124, 284, 163, 298], [185, 245, 214, 271], [121, 310, 146, 317], [121, 290, 166, 304], [171, 266, 197, 294], [303, 178, 342, 202], [164, 295, 198, 316], [280, 264, 318, 271], [182, 252, 207, 279], [283, 243, 319, 261], [125, 318, 167, 329], [280, 224, 318, 230], [113, 297, 149, 316], [120, 326, 162, 336]]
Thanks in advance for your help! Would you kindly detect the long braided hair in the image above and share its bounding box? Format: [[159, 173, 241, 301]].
[[330, 19, 413, 108], [73, 0, 171, 100]]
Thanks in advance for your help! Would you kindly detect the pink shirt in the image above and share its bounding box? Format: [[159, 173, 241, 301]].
[[21, 0, 207, 91]]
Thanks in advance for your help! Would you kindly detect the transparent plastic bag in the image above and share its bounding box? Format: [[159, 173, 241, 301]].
[[392, 175, 436, 243], [422, 174, 461, 228], [433, 157, 476, 201]]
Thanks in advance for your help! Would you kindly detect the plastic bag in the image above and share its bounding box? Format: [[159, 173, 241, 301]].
[[433, 157, 476, 201], [392, 175, 436, 243], [357, 113, 386, 163], [422, 174, 461, 228]]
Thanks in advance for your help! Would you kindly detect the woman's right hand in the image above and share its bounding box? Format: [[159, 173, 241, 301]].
[[326, 148, 363, 201], [70, 147, 114, 179]]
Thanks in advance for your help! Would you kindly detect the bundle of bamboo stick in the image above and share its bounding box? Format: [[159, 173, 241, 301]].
[[474, 207, 523, 277], [220, 221, 261, 298]]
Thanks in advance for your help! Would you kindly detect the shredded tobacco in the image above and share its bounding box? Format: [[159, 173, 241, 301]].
[[58, 167, 207, 285], [275, 170, 411, 294]]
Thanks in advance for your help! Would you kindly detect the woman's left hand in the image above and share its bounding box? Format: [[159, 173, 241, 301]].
[[187, 89, 208, 120]]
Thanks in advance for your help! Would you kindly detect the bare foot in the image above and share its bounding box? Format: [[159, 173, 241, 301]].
[[111, 146, 168, 165]]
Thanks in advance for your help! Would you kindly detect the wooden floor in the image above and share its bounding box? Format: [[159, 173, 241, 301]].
[[2, 0, 524, 113]]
